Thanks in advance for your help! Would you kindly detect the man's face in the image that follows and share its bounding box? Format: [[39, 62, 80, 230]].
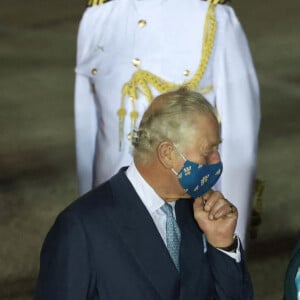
[[172, 114, 221, 197], [182, 114, 221, 165]]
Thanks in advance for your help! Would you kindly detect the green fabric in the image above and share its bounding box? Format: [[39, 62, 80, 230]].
[[284, 236, 300, 300]]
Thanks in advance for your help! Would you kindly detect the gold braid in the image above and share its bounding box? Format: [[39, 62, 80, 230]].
[[117, 1, 220, 149]]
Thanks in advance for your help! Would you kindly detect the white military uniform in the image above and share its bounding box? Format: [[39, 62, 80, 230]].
[[74, 0, 260, 246]]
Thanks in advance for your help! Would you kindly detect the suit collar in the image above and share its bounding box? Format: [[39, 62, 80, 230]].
[[126, 163, 165, 214]]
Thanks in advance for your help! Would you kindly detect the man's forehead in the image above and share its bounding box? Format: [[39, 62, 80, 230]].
[[194, 113, 219, 130], [200, 135, 221, 149], [193, 115, 221, 144]]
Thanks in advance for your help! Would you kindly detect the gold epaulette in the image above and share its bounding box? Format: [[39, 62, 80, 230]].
[[86, 0, 112, 7], [206, 0, 229, 4], [86, 0, 228, 8]]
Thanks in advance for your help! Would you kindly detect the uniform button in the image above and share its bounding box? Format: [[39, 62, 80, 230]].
[[183, 69, 190, 76], [138, 19, 147, 27], [91, 68, 97, 75], [132, 58, 141, 68]]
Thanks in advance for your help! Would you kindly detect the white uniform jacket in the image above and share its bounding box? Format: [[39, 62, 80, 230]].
[[74, 0, 260, 245]]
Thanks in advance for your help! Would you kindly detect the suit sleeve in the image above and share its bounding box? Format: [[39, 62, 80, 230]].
[[207, 244, 253, 299], [34, 211, 95, 300], [74, 9, 98, 195], [213, 6, 261, 245]]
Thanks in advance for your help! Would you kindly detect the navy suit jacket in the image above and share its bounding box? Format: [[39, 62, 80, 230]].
[[35, 168, 253, 300]]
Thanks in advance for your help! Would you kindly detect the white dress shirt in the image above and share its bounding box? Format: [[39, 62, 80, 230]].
[[126, 163, 241, 262], [126, 162, 174, 245]]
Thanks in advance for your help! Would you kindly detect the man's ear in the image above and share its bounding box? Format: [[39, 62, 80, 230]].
[[156, 141, 176, 169]]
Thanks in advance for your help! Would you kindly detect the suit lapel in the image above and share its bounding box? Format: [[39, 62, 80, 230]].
[[107, 168, 180, 299]]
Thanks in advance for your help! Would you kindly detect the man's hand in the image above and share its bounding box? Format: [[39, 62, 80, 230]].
[[193, 190, 238, 248]]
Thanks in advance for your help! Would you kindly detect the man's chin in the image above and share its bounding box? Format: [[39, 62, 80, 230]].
[[164, 193, 191, 202], [180, 192, 192, 199]]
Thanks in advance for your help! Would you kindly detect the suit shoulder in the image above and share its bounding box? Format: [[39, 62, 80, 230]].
[[62, 182, 113, 218]]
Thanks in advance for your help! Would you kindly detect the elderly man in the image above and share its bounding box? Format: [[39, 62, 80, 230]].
[[35, 89, 253, 299]]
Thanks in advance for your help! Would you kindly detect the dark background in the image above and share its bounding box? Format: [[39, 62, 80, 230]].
[[0, 0, 300, 299]]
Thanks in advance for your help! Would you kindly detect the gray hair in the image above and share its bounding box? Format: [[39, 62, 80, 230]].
[[132, 87, 217, 164]]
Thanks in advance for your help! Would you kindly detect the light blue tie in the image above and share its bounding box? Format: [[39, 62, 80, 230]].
[[161, 203, 181, 271]]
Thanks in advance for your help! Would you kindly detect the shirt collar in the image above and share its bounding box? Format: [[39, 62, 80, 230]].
[[126, 163, 165, 213]]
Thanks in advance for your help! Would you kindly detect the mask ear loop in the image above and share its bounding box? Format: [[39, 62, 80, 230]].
[[172, 143, 187, 162], [171, 143, 187, 175], [171, 168, 178, 176]]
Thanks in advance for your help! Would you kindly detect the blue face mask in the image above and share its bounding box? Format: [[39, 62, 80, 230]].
[[173, 152, 223, 198]]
